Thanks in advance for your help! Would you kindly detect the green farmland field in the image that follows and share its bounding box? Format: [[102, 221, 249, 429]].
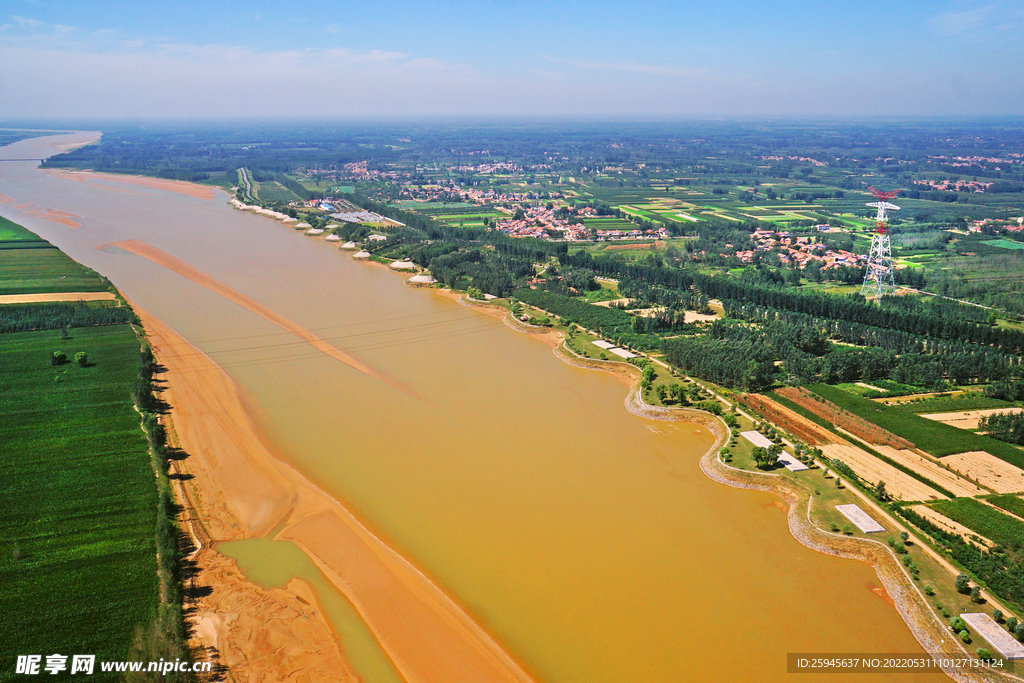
[[0, 248, 111, 296], [928, 498, 1024, 550], [0, 218, 162, 680], [256, 180, 302, 203], [0, 325, 158, 675], [584, 218, 638, 230], [983, 239, 1024, 251], [986, 494, 1024, 519], [0, 215, 41, 241]]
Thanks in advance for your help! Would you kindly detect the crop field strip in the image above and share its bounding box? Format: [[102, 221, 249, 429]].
[[810, 384, 1024, 469], [939, 451, 1024, 494], [766, 390, 959, 498], [0, 250, 114, 296], [920, 407, 1024, 431], [777, 387, 914, 448], [0, 214, 44, 241], [870, 445, 988, 497], [736, 392, 836, 446], [987, 494, 1024, 518], [909, 504, 995, 548], [0, 222, 112, 296], [819, 444, 944, 502], [896, 393, 1014, 414], [927, 498, 1024, 551]]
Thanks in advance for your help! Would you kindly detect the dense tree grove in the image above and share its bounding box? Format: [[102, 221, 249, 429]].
[[978, 412, 1024, 445], [426, 250, 532, 297], [722, 303, 1020, 386], [0, 302, 135, 333], [363, 218, 1024, 391], [661, 336, 776, 390]]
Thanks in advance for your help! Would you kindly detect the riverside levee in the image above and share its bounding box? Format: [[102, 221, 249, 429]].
[[0, 132, 947, 683]]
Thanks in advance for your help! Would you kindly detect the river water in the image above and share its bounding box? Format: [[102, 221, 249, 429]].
[[0, 133, 944, 682]]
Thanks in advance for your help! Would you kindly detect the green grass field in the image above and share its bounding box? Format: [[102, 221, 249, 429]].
[[983, 239, 1024, 251], [809, 384, 1024, 468], [0, 249, 111, 296], [256, 181, 302, 203], [0, 325, 158, 672], [928, 498, 1024, 550], [0, 215, 43, 241]]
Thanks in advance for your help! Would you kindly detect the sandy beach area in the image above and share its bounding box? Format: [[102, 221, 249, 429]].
[[136, 305, 537, 683], [47, 169, 217, 200]]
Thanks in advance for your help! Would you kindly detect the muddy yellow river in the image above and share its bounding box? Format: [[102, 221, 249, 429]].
[[0, 133, 944, 682]]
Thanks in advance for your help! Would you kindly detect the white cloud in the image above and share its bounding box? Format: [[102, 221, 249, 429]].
[[11, 15, 43, 28], [929, 2, 1024, 40]]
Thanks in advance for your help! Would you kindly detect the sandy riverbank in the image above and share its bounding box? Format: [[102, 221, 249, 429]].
[[47, 169, 217, 200], [135, 305, 537, 683]]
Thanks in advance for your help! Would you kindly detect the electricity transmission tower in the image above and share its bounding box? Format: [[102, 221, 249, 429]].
[[860, 187, 901, 299]]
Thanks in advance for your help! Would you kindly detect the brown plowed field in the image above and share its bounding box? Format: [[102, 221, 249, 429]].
[[872, 445, 987, 498], [777, 386, 914, 449], [737, 393, 836, 446], [820, 444, 945, 502], [940, 451, 1024, 494]]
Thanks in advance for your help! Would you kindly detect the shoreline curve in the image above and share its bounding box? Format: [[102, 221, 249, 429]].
[[462, 300, 998, 683]]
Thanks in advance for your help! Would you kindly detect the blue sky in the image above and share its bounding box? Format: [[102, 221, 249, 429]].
[[1, 0, 1022, 118]]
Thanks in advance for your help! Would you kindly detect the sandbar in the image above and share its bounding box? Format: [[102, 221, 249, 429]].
[[136, 306, 537, 683], [11, 204, 83, 228], [47, 169, 216, 200], [105, 240, 396, 389]]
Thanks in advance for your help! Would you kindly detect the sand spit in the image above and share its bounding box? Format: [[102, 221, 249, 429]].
[[103, 240, 399, 390], [137, 309, 357, 681], [47, 170, 216, 200], [135, 304, 537, 683], [0, 291, 116, 304], [16, 206, 84, 228], [3, 200, 84, 228]]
